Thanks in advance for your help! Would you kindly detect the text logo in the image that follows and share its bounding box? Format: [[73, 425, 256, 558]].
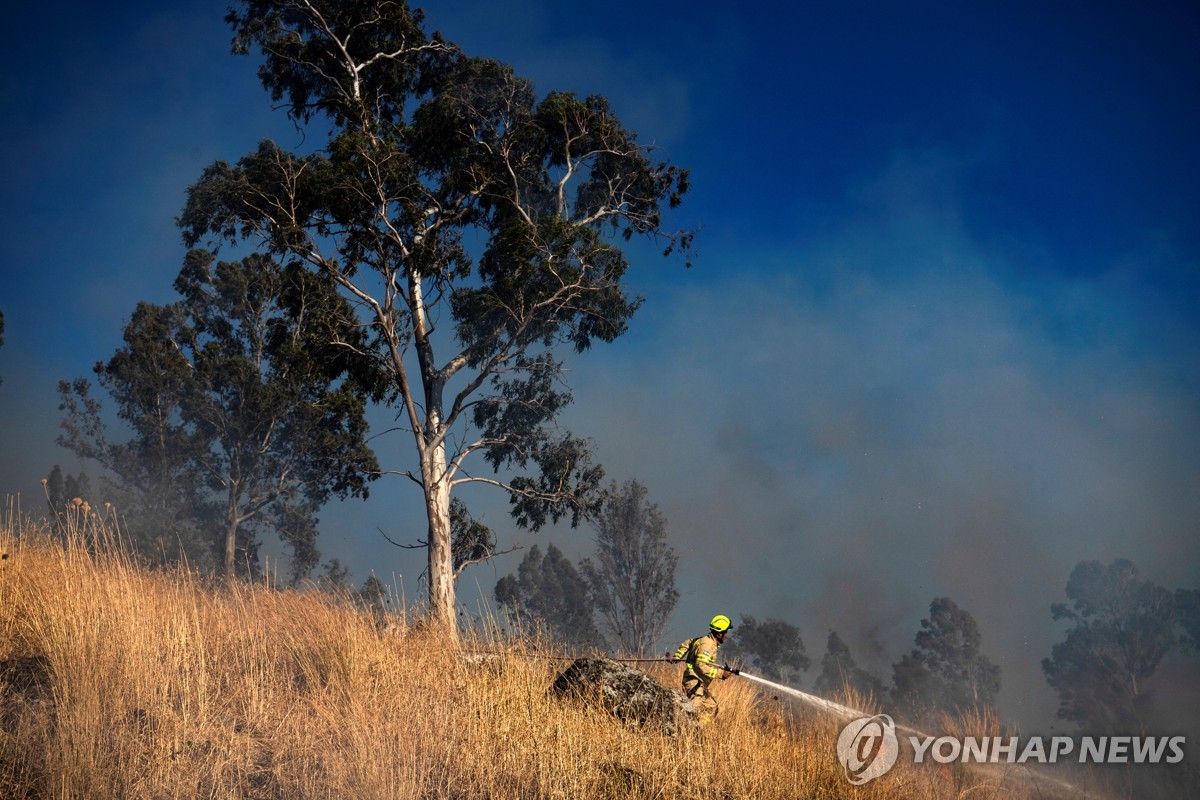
[[909, 735, 1185, 765], [837, 715, 899, 784]]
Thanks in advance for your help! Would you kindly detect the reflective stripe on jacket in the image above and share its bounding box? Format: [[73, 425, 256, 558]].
[[674, 633, 723, 684]]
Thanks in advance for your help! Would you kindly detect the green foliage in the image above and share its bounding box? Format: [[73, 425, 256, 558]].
[[59, 249, 377, 578], [890, 597, 1000, 717], [1042, 559, 1182, 733], [579, 480, 679, 656], [225, 0, 438, 128], [450, 498, 495, 572], [495, 543, 603, 648], [813, 631, 885, 700], [721, 614, 810, 684], [178, 0, 692, 625]]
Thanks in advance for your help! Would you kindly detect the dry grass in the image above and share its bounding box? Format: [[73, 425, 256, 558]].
[[1, 504, 1064, 799]]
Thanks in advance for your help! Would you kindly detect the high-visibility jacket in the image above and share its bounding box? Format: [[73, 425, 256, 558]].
[[674, 633, 723, 686]]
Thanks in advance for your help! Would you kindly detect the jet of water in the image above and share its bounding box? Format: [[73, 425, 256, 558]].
[[737, 670, 871, 721], [731, 669, 1089, 798]]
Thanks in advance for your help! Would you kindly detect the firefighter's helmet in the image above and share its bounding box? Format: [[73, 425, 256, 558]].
[[709, 614, 732, 634]]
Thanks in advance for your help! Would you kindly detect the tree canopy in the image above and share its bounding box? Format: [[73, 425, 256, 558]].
[[1042, 559, 1185, 734], [180, 0, 691, 628], [890, 597, 1000, 717], [494, 543, 603, 648], [59, 249, 376, 579], [579, 480, 679, 656]]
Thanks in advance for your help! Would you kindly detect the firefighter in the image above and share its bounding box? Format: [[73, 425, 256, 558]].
[[670, 614, 735, 723]]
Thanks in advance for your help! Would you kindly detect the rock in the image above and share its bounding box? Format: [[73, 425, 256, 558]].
[[551, 657, 697, 736]]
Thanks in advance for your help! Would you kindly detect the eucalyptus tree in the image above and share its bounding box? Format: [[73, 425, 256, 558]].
[[890, 597, 1001, 716], [180, 1, 691, 629], [60, 249, 376, 577], [580, 479, 679, 656], [1042, 559, 1181, 734], [495, 543, 603, 648]]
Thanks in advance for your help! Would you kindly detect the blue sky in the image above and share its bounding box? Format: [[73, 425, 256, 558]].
[[2, 1, 1198, 731]]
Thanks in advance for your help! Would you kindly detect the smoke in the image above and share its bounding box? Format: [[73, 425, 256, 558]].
[[561, 154, 1200, 732]]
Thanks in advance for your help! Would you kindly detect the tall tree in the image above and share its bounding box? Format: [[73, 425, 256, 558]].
[[179, 1, 691, 631], [1042, 559, 1180, 734], [58, 302, 213, 566], [495, 543, 603, 648], [60, 249, 377, 577], [720, 615, 810, 683], [813, 630, 885, 700], [890, 597, 1001, 716], [579, 480, 679, 656]]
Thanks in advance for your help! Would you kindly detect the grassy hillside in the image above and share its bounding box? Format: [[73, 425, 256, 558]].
[[1, 503, 1075, 799]]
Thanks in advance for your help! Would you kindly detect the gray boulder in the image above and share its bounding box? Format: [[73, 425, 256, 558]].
[[551, 657, 697, 736]]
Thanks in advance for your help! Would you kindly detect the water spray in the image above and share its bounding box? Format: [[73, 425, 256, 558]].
[[717, 663, 1089, 798], [725, 665, 879, 723], [726, 665, 922, 736]]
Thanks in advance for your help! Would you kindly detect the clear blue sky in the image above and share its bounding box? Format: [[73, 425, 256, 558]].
[[2, 1, 1198, 731]]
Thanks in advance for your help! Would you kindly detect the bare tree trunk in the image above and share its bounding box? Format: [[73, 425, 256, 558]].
[[424, 441, 457, 637], [223, 494, 238, 578]]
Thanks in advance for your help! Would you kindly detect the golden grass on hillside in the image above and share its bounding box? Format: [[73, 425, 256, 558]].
[[1, 502, 1069, 799]]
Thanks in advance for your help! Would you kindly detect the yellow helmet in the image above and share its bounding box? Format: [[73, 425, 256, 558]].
[[709, 614, 732, 634]]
